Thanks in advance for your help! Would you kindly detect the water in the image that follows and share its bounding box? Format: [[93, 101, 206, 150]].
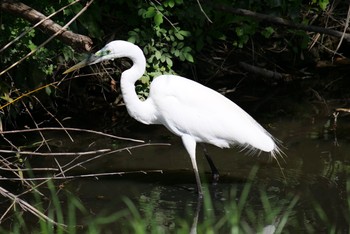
[[2, 101, 350, 233]]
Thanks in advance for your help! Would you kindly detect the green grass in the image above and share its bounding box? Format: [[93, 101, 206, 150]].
[[2, 168, 350, 233]]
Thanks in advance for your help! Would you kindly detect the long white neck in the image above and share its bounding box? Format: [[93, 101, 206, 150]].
[[119, 43, 157, 124]]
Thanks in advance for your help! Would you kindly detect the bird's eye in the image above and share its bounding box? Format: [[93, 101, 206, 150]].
[[96, 49, 111, 57]]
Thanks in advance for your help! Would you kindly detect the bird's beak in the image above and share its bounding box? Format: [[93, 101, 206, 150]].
[[63, 54, 100, 74]]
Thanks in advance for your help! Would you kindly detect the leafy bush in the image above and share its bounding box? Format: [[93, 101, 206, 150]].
[[0, 0, 332, 125]]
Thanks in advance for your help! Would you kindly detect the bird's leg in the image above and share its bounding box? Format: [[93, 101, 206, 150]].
[[182, 135, 203, 198], [190, 196, 202, 234], [202, 146, 220, 183]]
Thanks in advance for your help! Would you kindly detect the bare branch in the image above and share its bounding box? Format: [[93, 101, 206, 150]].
[[0, 186, 66, 227], [0, 148, 111, 156], [215, 5, 350, 42], [0, 170, 163, 181], [0, 127, 144, 143], [0, 0, 94, 76], [0, 0, 93, 52]]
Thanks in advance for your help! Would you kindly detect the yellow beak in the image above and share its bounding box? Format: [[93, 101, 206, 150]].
[[63, 59, 90, 74]]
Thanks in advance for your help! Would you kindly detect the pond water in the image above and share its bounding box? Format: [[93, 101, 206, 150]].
[[18, 97, 349, 233], [2, 98, 350, 233]]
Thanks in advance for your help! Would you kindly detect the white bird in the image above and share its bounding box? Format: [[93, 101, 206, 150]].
[[64, 40, 282, 198]]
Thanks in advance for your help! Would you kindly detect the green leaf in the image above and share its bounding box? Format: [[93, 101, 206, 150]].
[[45, 86, 52, 96], [318, 0, 329, 10], [128, 36, 136, 43], [27, 40, 37, 51], [155, 50, 162, 60], [184, 53, 194, 63], [179, 30, 191, 37], [154, 13, 163, 26], [236, 27, 244, 37], [261, 26, 275, 38], [144, 7, 156, 18], [175, 33, 184, 40], [168, 0, 175, 8], [166, 57, 173, 67], [160, 55, 166, 63]]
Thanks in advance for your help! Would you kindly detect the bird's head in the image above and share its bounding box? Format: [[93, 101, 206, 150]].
[[63, 40, 131, 74]]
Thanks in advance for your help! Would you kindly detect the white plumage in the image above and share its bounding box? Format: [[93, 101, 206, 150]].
[[64, 40, 282, 197]]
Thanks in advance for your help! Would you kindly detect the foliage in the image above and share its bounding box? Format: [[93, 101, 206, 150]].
[[0, 0, 337, 125], [126, 1, 194, 97]]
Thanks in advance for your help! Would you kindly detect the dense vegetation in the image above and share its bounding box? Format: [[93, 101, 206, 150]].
[[1, 0, 349, 127], [1, 0, 350, 232]]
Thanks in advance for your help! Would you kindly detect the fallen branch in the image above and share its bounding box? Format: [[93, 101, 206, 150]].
[[215, 5, 350, 42], [0, 0, 94, 76], [0, 0, 93, 52], [239, 62, 292, 81]]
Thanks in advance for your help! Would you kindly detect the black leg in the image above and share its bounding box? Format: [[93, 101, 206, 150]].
[[202, 146, 220, 183]]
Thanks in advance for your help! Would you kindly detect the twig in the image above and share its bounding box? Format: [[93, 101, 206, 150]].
[[0, 0, 94, 76], [0, 83, 58, 110], [21, 100, 51, 151], [0, 186, 66, 227], [60, 143, 170, 174], [0, 127, 144, 143], [0, 0, 92, 53], [0, 170, 163, 181], [0, 155, 37, 190], [54, 157, 65, 177], [0, 148, 111, 156], [33, 96, 74, 142], [8, 143, 169, 199], [0, 166, 58, 172], [196, 0, 212, 23], [215, 5, 350, 41], [333, 4, 350, 58], [335, 108, 350, 113], [0, 0, 82, 53], [0, 142, 170, 227], [0, 200, 15, 224]]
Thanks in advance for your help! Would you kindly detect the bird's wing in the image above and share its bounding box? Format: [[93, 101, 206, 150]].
[[149, 75, 275, 152]]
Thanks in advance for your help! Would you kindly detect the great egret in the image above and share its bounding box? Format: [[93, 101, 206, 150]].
[[64, 40, 282, 197]]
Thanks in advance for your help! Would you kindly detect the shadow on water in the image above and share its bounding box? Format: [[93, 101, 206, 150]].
[[3, 101, 350, 233]]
